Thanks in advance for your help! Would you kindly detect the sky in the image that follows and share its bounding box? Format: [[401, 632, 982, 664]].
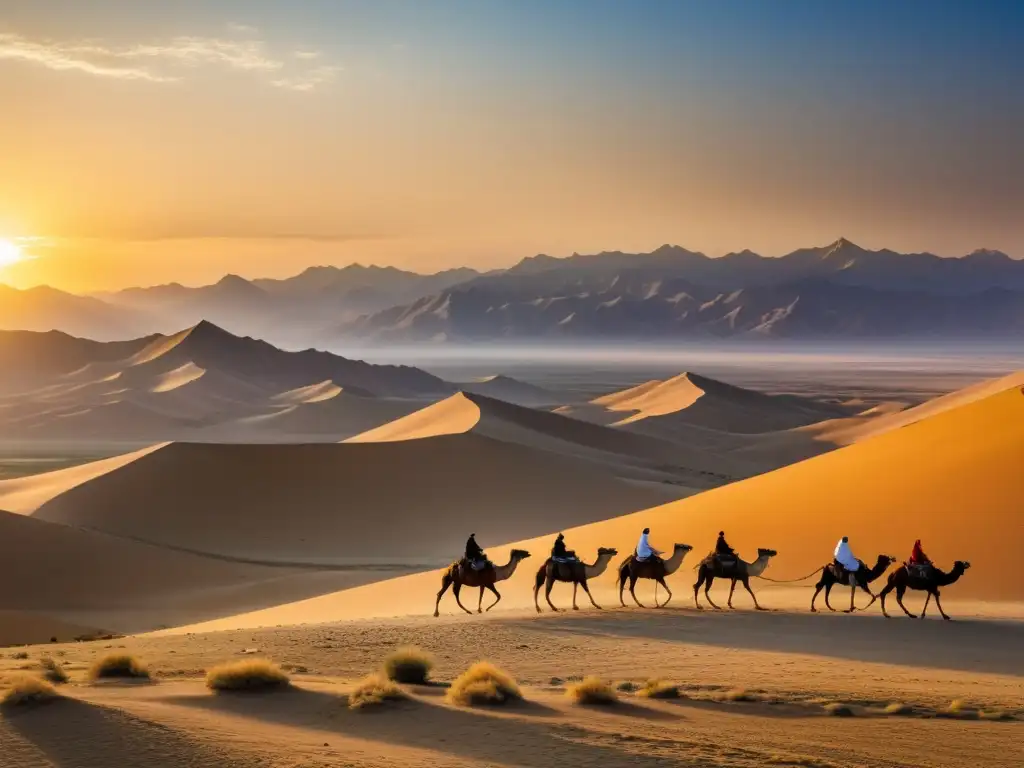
[[1, 0, 1022, 292]]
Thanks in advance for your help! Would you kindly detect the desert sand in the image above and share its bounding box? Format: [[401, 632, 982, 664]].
[[2, 364, 1022, 767]]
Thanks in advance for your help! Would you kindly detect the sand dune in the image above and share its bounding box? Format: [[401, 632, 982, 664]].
[[563, 372, 848, 437], [349, 391, 751, 488], [460, 374, 564, 406], [0, 443, 164, 514], [272, 380, 344, 404], [167, 379, 1024, 632], [29, 437, 668, 565]]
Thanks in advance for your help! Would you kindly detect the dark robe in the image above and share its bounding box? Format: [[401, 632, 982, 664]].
[[465, 536, 483, 561]]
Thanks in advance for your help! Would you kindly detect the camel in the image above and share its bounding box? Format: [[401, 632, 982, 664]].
[[693, 548, 778, 610], [810, 554, 897, 614], [533, 547, 618, 612], [878, 561, 972, 620], [434, 549, 532, 617], [616, 543, 694, 608]]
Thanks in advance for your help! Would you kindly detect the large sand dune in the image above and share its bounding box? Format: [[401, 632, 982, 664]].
[[29, 437, 668, 564], [349, 391, 751, 487], [168, 380, 1024, 633], [561, 372, 848, 437]]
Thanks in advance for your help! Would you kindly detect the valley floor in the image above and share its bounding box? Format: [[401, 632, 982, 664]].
[[2, 603, 1021, 768]]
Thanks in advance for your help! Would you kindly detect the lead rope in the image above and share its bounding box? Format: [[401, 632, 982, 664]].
[[755, 567, 825, 584]]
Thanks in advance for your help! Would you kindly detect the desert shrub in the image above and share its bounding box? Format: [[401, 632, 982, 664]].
[[567, 676, 617, 705], [1, 674, 60, 708], [637, 679, 681, 699], [383, 646, 433, 685], [89, 654, 150, 681], [12, 651, 29, 660], [40, 657, 69, 684], [938, 699, 979, 719], [823, 702, 854, 717], [447, 662, 521, 707], [349, 673, 407, 710], [616, 680, 638, 693], [205, 659, 290, 692], [883, 702, 913, 716]]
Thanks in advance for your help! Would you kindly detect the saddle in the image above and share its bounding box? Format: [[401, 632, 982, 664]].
[[831, 561, 861, 586], [710, 552, 738, 572], [906, 562, 933, 579], [463, 558, 492, 572], [551, 552, 579, 579]]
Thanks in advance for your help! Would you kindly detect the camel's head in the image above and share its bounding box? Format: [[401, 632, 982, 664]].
[[757, 548, 778, 559], [597, 547, 619, 556], [880, 554, 897, 566], [510, 549, 532, 561], [674, 543, 694, 553], [955, 560, 972, 571]]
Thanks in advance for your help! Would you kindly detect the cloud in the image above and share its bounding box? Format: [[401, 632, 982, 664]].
[[0, 28, 337, 91]]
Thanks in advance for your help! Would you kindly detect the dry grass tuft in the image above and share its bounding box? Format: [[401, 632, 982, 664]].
[[616, 680, 639, 693], [1, 674, 61, 708], [637, 679, 681, 699], [447, 662, 522, 707], [938, 699, 979, 719], [383, 646, 434, 685], [89, 654, 150, 682], [349, 673, 408, 710], [12, 651, 29, 660], [39, 657, 69, 685], [567, 676, 618, 706], [823, 702, 855, 717], [883, 702, 913, 716], [206, 659, 290, 692]]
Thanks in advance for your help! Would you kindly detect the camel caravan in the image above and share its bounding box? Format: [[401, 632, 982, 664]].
[[435, 532, 971, 620]]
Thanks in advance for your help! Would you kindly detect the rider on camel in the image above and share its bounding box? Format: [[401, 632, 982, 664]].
[[715, 531, 736, 558], [465, 533, 485, 564], [909, 539, 932, 567], [833, 536, 861, 575], [551, 533, 571, 560], [636, 527, 662, 562]]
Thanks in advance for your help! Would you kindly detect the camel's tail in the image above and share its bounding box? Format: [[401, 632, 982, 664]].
[[615, 559, 630, 589], [533, 565, 546, 592]]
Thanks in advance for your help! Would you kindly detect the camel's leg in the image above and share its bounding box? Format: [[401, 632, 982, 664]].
[[704, 573, 721, 610], [859, 581, 877, 610], [572, 582, 579, 611], [921, 592, 931, 618], [824, 583, 837, 612], [742, 576, 765, 610], [484, 583, 501, 612], [844, 586, 856, 613], [878, 582, 894, 618], [894, 585, 916, 618], [619, 569, 628, 607], [451, 582, 473, 615], [655, 577, 672, 608], [545, 576, 559, 612], [434, 572, 453, 618], [933, 590, 951, 621], [727, 579, 738, 609], [810, 579, 826, 612], [629, 575, 645, 608], [580, 579, 601, 609], [693, 567, 705, 609], [477, 587, 485, 614]]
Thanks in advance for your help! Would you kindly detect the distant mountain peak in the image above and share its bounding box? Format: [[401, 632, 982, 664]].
[[966, 248, 1012, 262]]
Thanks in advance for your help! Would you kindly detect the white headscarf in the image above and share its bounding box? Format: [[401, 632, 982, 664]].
[[834, 538, 859, 571]]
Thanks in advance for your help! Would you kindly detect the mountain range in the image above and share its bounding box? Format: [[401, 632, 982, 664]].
[[2, 239, 1022, 343]]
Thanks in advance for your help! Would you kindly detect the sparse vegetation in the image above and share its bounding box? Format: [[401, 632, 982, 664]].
[[40, 657, 69, 684], [567, 676, 617, 705], [637, 679, 681, 699], [823, 702, 855, 717], [349, 673, 408, 710], [939, 699, 979, 720], [616, 680, 639, 693], [206, 659, 290, 692], [883, 702, 913, 716], [979, 710, 1014, 722], [1, 674, 61, 708], [447, 662, 522, 707], [12, 651, 29, 660], [89, 654, 151, 681], [383, 646, 434, 685]]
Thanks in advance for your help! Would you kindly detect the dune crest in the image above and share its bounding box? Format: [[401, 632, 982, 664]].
[[345, 392, 482, 442]]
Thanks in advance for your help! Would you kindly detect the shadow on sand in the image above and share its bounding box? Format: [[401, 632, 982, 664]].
[[517, 606, 1024, 677]]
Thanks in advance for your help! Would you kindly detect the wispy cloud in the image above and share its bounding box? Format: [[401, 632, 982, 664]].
[[0, 28, 338, 91]]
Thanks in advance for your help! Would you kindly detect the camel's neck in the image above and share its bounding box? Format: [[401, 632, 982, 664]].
[[663, 549, 689, 575], [746, 555, 771, 577], [867, 558, 890, 580], [494, 558, 523, 582], [584, 554, 614, 580], [936, 565, 965, 586]]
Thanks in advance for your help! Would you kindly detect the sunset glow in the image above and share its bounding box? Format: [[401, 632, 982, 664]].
[[0, 240, 24, 269]]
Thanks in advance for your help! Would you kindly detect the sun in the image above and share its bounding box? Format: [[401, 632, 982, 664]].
[[0, 239, 23, 268]]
